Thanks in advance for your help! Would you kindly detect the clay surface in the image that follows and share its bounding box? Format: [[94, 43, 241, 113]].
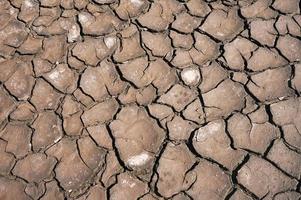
[[0, 0, 300, 199]]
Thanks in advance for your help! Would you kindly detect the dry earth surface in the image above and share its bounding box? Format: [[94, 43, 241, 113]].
[[0, 0, 301, 199]]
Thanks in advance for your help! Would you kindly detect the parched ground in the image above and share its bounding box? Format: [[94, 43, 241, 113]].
[[0, 0, 301, 199]]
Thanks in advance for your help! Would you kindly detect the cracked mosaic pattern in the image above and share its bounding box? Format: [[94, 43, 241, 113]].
[[0, 0, 301, 199]]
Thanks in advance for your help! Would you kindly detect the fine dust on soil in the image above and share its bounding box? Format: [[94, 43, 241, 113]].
[[0, 0, 301, 199]]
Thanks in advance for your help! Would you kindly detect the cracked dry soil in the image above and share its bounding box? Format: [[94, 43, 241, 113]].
[[0, 0, 301, 199]]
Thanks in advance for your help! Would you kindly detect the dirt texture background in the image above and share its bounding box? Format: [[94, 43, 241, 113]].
[[0, 0, 301, 199]]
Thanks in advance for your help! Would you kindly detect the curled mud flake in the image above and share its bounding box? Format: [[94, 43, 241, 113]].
[[181, 67, 201, 86]]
